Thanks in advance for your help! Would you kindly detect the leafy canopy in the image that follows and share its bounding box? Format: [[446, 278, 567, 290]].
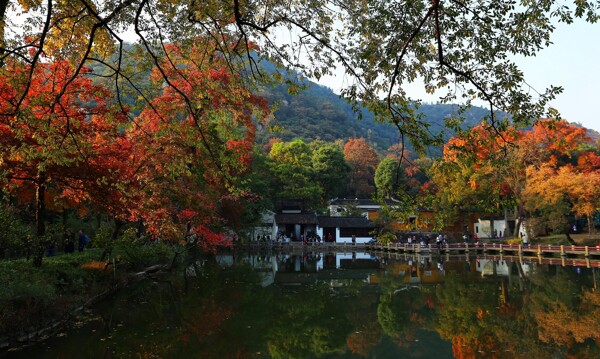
[[3, 0, 599, 152]]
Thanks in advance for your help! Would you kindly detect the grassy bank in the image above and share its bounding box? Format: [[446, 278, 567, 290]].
[[529, 233, 600, 246], [504, 233, 600, 246], [0, 242, 176, 347]]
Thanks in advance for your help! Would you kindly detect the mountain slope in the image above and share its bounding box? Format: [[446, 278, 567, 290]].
[[257, 79, 500, 153]]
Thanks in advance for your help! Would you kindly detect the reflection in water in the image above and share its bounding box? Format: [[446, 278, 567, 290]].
[[4, 251, 600, 359]]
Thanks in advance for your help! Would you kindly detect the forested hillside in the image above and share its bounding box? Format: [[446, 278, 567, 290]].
[[256, 77, 496, 153], [256, 76, 600, 155]]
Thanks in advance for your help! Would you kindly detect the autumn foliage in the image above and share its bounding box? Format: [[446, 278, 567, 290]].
[[344, 137, 379, 197], [431, 119, 598, 237], [0, 36, 270, 254], [0, 57, 130, 240], [122, 42, 269, 245]]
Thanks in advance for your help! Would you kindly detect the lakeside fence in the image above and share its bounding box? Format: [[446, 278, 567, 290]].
[[237, 241, 600, 267]]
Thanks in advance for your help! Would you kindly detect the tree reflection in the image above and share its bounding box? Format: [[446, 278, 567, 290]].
[[526, 268, 600, 357], [266, 284, 351, 359], [375, 264, 439, 353], [432, 263, 600, 358], [346, 321, 382, 357], [434, 272, 501, 357], [10, 256, 600, 358], [345, 290, 382, 357]]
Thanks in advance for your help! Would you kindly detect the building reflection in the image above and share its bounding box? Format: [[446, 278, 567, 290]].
[[214, 252, 538, 287]]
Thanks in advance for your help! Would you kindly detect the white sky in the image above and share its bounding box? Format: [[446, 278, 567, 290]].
[[516, 20, 600, 132], [313, 19, 600, 132]]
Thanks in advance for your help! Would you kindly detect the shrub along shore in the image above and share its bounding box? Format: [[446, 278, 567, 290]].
[[0, 242, 176, 351]]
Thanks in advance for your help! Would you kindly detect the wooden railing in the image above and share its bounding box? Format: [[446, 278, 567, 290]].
[[240, 241, 600, 258], [365, 242, 600, 257]]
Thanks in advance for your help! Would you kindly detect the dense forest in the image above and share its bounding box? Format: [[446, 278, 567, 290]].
[[257, 75, 499, 153]]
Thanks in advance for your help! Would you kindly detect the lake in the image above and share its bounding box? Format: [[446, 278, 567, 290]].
[[3, 250, 599, 358]]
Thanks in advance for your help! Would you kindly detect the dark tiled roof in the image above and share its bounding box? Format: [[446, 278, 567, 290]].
[[274, 213, 318, 224], [329, 198, 379, 206], [329, 198, 400, 206], [317, 216, 375, 228], [274, 199, 308, 212]]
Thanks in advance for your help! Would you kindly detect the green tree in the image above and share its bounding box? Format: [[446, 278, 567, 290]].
[[311, 143, 350, 200], [374, 157, 401, 198], [225, 147, 275, 237], [268, 140, 322, 207]]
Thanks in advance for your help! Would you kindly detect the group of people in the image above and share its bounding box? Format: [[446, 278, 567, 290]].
[[272, 232, 322, 244], [405, 233, 449, 247], [270, 232, 337, 244], [62, 229, 89, 254]]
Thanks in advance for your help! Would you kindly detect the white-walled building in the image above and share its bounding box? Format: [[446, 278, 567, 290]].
[[272, 210, 376, 243], [473, 218, 509, 239]]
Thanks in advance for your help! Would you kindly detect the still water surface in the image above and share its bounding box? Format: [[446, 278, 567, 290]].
[[4, 251, 600, 358]]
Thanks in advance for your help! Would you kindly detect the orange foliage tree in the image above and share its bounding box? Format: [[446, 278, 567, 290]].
[[344, 137, 379, 197], [524, 164, 600, 235], [430, 119, 596, 237], [124, 40, 269, 248], [430, 124, 521, 235], [519, 120, 596, 235]]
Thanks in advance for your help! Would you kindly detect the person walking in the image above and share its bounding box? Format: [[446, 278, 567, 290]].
[[78, 230, 88, 252]]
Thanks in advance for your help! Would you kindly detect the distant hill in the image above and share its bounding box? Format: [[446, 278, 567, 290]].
[[574, 125, 600, 142], [588, 129, 600, 142], [256, 76, 502, 154], [256, 73, 600, 154]]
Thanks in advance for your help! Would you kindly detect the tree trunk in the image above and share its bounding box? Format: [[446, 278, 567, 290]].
[[513, 202, 524, 238], [565, 232, 575, 245], [461, 211, 467, 237], [0, 0, 8, 65], [35, 175, 46, 237], [62, 206, 68, 229], [514, 217, 522, 239], [33, 173, 47, 267], [136, 219, 144, 237], [101, 218, 124, 261]]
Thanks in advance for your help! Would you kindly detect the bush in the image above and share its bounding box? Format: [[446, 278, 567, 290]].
[[376, 233, 397, 246], [505, 238, 522, 245], [0, 250, 111, 335], [0, 206, 31, 258], [91, 223, 115, 253], [0, 260, 57, 333], [115, 241, 175, 270], [0, 230, 178, 337]]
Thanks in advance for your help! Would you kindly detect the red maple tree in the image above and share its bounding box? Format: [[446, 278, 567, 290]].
[[0, 57, 131, 264]]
